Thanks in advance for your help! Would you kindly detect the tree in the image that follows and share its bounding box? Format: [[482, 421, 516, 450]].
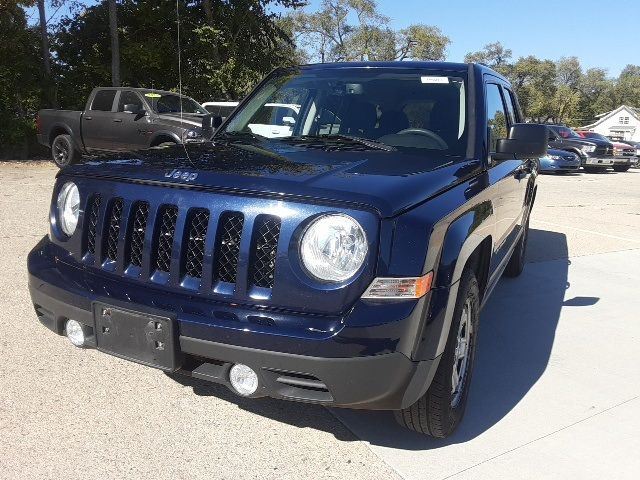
[[464, 41, 512, 70], [290, 0, 449, 62], [107, 0, 120, 86]]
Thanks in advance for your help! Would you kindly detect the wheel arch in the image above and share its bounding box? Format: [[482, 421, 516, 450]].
[[149, 131, 181, 147]]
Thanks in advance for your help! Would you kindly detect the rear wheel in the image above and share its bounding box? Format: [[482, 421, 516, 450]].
[[51, 134, 78, 167], [394, 268, 480, 438], [613, 165, 630, 172]]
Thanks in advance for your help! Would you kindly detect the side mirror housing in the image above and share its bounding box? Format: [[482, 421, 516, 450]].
[[124, 104, 144, 115], [202, 114, 223, 139], [496, 123, 548, 159]]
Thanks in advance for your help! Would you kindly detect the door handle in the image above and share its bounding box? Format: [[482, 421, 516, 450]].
[[85, 116, 92, 120], [113, 119, 122, 123]]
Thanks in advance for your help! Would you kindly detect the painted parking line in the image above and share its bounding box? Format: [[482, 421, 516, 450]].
[[533, 219, 640, 243]]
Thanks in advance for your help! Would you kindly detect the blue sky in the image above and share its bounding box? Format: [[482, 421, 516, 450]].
[[294, 0, 639, 76], [26, 0, 638, 77]]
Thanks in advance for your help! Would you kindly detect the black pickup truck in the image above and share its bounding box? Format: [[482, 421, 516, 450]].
[[28, 62, 548, 438], [37, 87, 209, 167]]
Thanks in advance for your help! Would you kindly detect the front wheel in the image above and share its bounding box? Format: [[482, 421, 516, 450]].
[[613, 165, 630, 172], [394, 268, 480, 438], [51, 134, 78, 168]]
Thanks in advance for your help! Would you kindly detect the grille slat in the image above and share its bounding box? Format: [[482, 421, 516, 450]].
[[183, 209, 210, 279], [154, 205, 178, 273], [128, 202, 149, 268], [85, 195, 101, 255], [250, 216, 281, 289], [215, 212, 244, 284], [105, 198, 124, 262]]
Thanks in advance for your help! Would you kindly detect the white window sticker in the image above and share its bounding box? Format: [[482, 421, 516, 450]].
[[421, 76, 450, 84]]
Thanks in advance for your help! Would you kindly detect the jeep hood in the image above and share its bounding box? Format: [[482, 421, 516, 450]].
[[62, 142, 480, 218]]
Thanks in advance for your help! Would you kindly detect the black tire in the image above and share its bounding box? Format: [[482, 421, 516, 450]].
[[613, 165, 630, 172], [504, 218, 529, 278], [51, 134, 78, 167], [394, 268, 480, 438]]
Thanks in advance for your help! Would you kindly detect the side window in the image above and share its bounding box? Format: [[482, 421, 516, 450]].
[[90, 90, 117, 111], [485, 83, 508, 153], [503, 88, 520, 124], [117, 91, 143, 112]]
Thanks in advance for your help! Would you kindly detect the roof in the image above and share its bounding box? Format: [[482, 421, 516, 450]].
[[582, 105, 640, 129], [295, 61, 509, 84]]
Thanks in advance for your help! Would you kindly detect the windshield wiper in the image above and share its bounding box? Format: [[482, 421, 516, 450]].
[[287, 134, 396, 152]]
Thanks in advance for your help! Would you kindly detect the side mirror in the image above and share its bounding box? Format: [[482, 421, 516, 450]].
[[201, 114, 223, 139], [124, 104, 144, 115], [496, 123, 548, 159]]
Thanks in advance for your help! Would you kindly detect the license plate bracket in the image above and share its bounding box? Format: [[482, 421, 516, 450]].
[[93, 303, 180, 371]]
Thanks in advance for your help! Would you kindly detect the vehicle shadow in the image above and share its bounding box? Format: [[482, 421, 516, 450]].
[[169, 229, 589, 449]]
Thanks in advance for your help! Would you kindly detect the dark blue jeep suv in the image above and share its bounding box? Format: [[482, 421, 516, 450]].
[[27, 62, 547, 438]]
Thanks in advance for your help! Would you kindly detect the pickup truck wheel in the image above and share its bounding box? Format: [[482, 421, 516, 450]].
[[394, 269, 480, 438], [612, 165, 630, 172], [504, 218, 529, 278], [51, 134, 77, 167]]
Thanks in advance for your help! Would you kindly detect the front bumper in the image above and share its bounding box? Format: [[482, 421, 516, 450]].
[[612, 156, 634, 166], [28, 238, 439, 410], [539, 159, 580, 172], [583, 156, 615, 167]]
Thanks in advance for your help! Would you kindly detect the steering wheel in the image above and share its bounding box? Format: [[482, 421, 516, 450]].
[[397, 128, 448, 150]]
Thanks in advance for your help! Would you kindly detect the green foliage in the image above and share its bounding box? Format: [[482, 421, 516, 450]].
[[290, 0, 450, 62], [465, 42, 640, 127], [52, 0, 303, 108], [0, 3, 44, 157]]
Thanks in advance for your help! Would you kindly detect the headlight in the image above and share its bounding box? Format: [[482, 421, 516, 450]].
[[300, 214, 368, 282], [57, 182, 80, 236], [581, 145, 596, 153], [182, 129, 203, 142]]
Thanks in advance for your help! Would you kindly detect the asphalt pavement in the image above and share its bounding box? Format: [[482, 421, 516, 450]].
[[1, 162, 638, 479]]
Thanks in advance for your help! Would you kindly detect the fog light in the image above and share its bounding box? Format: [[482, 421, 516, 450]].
[[65, 319, 85, 347], [229, 364, 259, 396]]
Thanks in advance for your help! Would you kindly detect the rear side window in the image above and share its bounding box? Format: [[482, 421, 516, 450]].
[[91, 90, 116, 111], [204, 105, 219, 115], [117, 91, 143, 112], [486, 84, 508, 152]]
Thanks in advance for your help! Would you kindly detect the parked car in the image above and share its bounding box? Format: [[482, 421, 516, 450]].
[[201, 101, 239, 118], [27, 61, 548, 438], [37, 87, 210, 167], [576, 131, 634, 172], [538, 148, 581, 173], [547, 125, 614, 173]]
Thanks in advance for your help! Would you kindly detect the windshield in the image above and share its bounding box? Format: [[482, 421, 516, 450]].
[[582, 132, 609, 142], [553, 125, 581, 139], [220, 68, 468, 158], [144, 92, 207, 115]]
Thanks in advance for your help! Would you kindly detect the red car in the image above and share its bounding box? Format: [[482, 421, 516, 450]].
[[576, 131, 634, 172]]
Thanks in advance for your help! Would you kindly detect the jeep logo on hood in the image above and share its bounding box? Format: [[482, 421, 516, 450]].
[[165, 168, 198, 182]]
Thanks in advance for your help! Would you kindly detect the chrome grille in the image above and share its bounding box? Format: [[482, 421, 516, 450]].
[[81, 196, 282, 293]]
